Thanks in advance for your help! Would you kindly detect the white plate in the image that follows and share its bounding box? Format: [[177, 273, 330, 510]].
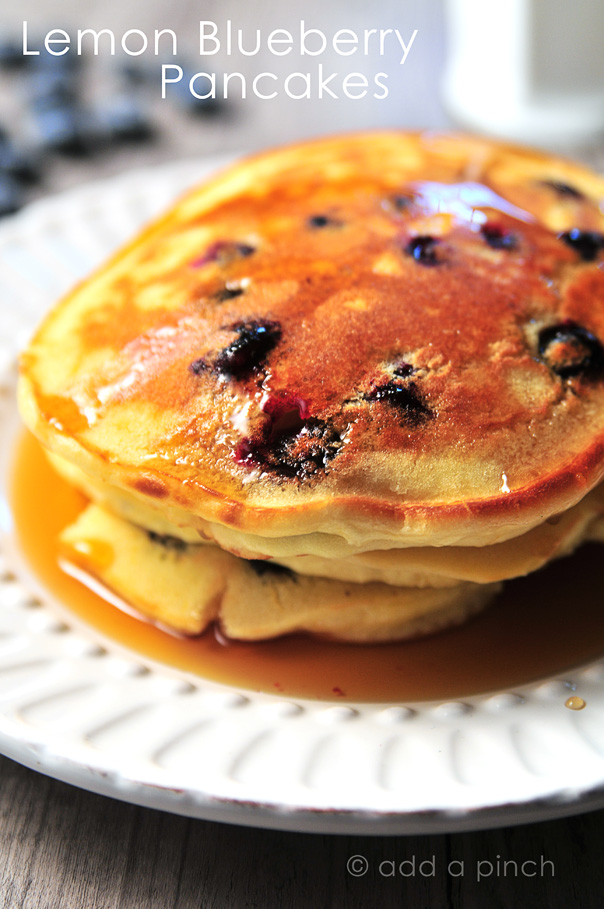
[[2, 157, 604, 835]]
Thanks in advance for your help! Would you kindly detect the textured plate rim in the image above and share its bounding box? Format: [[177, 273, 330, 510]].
[[1, 156, 604, 834]]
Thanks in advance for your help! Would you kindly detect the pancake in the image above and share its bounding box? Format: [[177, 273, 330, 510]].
[[59, 504, 500, 642], [18, 131, 604, 557], [48, 449, 604, 586], [16, 131, 604, 642]]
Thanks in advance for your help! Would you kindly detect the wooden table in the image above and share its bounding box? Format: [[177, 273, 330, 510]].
[[2, 2, 604, 906], [2, 752, 604, 908]]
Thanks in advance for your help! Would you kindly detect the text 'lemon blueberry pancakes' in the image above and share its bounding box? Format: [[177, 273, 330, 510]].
[[17, 132, 604, 642]]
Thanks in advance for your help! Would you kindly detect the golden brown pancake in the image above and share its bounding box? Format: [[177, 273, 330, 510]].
[[59, 504, 500, 642], [16, 131, 604, 641], [19, 131, 604, 556], [48, 449, 604, 586]]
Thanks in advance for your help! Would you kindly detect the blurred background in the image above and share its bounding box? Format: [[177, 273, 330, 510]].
[[0, 0, 603, 214]]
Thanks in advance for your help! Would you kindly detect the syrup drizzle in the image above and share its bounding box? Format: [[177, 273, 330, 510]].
[[411, 180, 535, 226], [10, 430, 604, 702]]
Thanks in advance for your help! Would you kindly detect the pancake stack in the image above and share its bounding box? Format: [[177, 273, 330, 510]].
[[17, 132, 604, 641]]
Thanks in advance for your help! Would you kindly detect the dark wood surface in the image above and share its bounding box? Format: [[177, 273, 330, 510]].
[[2, 752, 604, 909], [2, 2, 604, 906]]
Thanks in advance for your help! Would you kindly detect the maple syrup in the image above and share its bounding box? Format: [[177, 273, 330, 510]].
[[10, 430, 604, 702]]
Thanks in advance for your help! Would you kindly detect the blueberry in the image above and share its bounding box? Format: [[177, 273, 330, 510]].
[[193, 241, 255, 268], [405, 235, 441, 266], [248, 560, 295, 579], [260, 392, 310, 421], [147, 530, 187, 551], [307, 214, 339, 229], [0, 39, 27, 70], [238, 417, 343, 480], [393, 362, 415, 378], [559, 229, 604, 262], [0, 138, 42, 185], [189, 358, 208, 375], [124, 60, 224, 116], [382, 194, 414, 215], [481, 223, 518, 250], [184, 93, 223, 117], [234, 243, 255, 258], [0, 173, 23, 218], [167, 68, 224, 117], [270, 417, 342, 478], [119, 61, 157, 87], [29, 45, 81, 74], [392, 195, 412, 210], [32, 105, 100, 156], [27, 68, 79, 110], [214, 320, 281, 379], [541, 180, 584, 199], [393, 194, 414, 212], [213, 285, 245, 302], [538, 321, 604, 378], [97, 95, 154, 143], [367, 381, 432, 424]]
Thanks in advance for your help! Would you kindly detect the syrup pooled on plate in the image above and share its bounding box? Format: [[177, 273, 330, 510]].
[[11, 430, 604, 702]]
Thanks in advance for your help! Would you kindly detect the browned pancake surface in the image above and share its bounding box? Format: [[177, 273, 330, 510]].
[[18, 132, 604, 544]]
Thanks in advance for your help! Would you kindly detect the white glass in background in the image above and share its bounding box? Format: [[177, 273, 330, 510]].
[[442, 0, 604, 150]]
